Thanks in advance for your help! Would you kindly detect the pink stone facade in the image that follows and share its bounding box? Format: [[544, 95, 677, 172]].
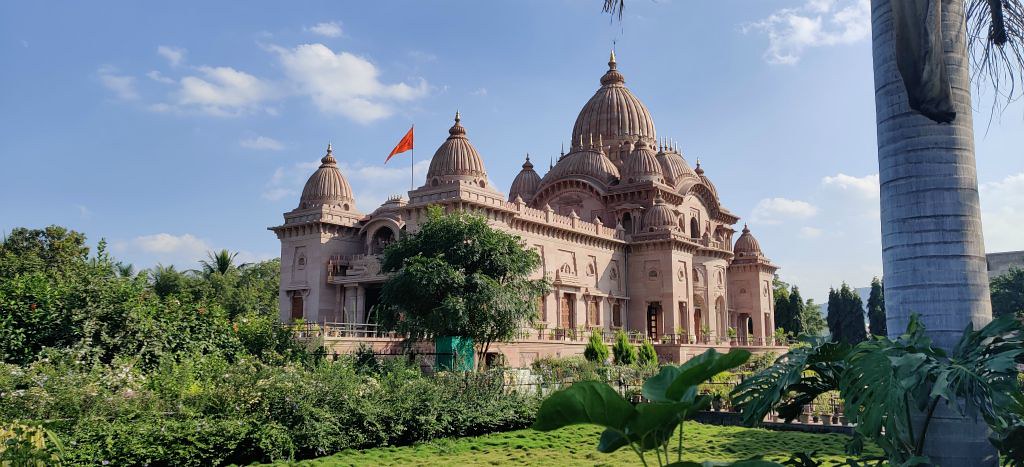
[[270, 53, 783, 365]]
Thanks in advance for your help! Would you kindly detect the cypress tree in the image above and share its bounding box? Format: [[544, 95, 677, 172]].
[[773, 278, 792, 335], [867, 277, 887, 337], [827, 283, 868, 344], [786, 286, 806, 336]]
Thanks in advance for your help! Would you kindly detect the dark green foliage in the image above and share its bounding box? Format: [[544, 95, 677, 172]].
[[534, 349, 752, 466], [638, 339, 658, 367], [781, 287, 806, 336], [0, 225, 536, 465], [733, 314, 1024, 466], [584, 330, 609, 364], [991, 267, 1024, 319], [866, 277, 886, 337], [376, 206, 550, 367], [800, 299, 827, 337], [611, 329, 637, 365], [826, 284, 867, 345]]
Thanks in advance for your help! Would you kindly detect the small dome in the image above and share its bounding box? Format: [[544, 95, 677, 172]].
[[426, 112, 488, 186], [694, 159, 719, 198], [299, 144, 355, 210], [643, 195, 677, 230], [657, 145, 697, 186], [622, 139, 664, 183], [509, 155, 542, 202], [542, 143, 620, 187], [733, 225, 762, 256], [572, 51, 656, 149]]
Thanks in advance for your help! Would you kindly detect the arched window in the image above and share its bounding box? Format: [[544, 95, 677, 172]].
[[371, 227, 396, 254], [690, 217, 700, 239], [622, 213, 633, 234]]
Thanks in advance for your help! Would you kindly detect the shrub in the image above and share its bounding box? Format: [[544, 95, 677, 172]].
[[583, 331, 609, 364], [637, 340, 658, 367], [611, 330, 637, 365]]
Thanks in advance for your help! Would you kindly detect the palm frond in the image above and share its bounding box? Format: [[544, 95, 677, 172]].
[[966, 0, 1024, 113], [602, 0, 624, 21], [732, 338, 850, 425]]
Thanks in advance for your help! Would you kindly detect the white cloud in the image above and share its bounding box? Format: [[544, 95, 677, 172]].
[[112, 233, 274, 269], [270, 43, 428, 123], [157, 46, 186, 67], [822, 172, 879, 199], [306, 21, 343, 38], [97, 66, 139, 101], [799, 226, 823, 238], [744, 0, 869, 64], [980, 172, 1024, 253], [240, 135, 285, 151], [263, 161, 319, 201], [471, 87, 488, 96], [175, 66, 274, 116], [750, 197, 818, 224], [146, 70, 175, 84]]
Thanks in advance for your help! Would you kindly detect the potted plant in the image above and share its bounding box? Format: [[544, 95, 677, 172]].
[[727, 327, 737, 345]]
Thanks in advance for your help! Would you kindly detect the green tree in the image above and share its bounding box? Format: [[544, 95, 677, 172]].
[[991, 267, 1024, 319], [375, 206, 550, 369], [866, 277, 887, 337], [198, 249, 241, 277], [780, 286, 805, 336], [637, 339, 658, 367], [800, 299, 827, 337], [826, 284, 867, 345], [583, 330, 609, 364], [0, 226, 89, 277], [611, 330, 637, 366], [150, 264, 185, 298]]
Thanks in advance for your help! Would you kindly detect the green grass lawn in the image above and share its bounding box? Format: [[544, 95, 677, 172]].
[[275, 423, 876, 466]]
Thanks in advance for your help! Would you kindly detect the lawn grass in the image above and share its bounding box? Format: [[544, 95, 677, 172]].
[[275, 423, 877, 466]]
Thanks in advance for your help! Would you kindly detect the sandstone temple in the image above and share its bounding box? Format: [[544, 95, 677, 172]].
[[269, 52, 784, 365]]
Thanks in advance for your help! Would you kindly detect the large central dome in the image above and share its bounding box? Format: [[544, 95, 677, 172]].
[[571, 51, 656, 149]]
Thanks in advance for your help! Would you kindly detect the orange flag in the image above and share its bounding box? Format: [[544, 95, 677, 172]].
[[386, 125, 414, 163]]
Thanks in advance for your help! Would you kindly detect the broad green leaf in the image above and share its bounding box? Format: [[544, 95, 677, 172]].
[[532, 381, 635, 432], [596, 427, 630, 453], [628, 401, 693, 450], [643, 365, 683, 402], [666, 349, 751, 400]]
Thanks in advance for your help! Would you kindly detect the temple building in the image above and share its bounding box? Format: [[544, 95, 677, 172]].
[[270, 52, 781, 363]]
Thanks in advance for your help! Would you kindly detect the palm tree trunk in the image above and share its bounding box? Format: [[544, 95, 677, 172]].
[[871, 0, 996, 464]]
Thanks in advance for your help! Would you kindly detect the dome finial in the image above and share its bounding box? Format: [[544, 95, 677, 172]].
[[454, 110, 461, 123], [743, 223, 750, 233], [609, 49, 617, 69], [695, 157, 704, 175], [321, 142, 337, 166]]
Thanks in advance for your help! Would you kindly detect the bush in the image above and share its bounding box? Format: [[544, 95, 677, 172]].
[[611, 330, 637, 366], [583, 331, 609, 364], [637, 340, 658, 367]]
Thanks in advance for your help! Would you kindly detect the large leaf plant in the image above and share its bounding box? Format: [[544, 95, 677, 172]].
[[732, 314, 1024, 466], [534, 348, 785, 466]]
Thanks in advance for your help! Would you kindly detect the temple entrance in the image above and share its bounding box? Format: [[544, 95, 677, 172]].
[[647, 302, 661, 339], [560, 293, 575, 329], [290, 293, 304, 322]]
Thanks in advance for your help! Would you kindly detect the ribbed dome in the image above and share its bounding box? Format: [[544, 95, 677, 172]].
[[657, 147, 697, 186], [733, 225, 762, 256], [571, 51, 656, 149], [543, 144, 620, 187], [426, 112, 488, 185], [643, 195, 678, 230], [299, 144, 355, 210], [509, 155, 542, 202], [622, 140, 664, 183]]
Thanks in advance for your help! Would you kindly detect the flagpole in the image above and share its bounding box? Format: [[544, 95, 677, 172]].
[[405, 123, 409, 191]]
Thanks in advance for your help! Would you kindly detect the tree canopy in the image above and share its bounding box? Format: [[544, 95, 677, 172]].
[[867, 277, 887, 337], [827, 283, 867, 345], [375, 206, 550, 364], [991, 267, 1024, 319]]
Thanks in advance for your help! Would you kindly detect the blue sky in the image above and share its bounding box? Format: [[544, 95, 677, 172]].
[[2, 0, 1022, 303]]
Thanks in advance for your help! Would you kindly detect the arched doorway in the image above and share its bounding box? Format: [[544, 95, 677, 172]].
[[622, 212, 633, 234], [693, 295, 706, 343], [737, 313, 752, 342], [715, 297, 726, 338]]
